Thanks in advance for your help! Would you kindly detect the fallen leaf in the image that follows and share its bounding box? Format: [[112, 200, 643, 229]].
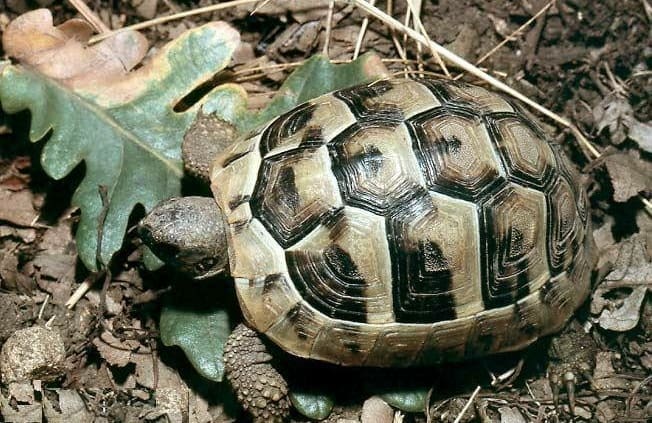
[[43, 389, 93, 423], [597, 286, 647, 331], [593, 351, 630, 391], [603, 150, 652, 202], [498, 406, 527, 423], [2, 9, 148, 91], [1, 14, 241, 270], [0, 189, 38, 226], [380, 388, 428, 413], [628, 120, 652, 153], [593, 92, 651, 148], [159, 294, 231, 382], [92, 328, 143, 367], [592, 233, 651, 331], [289, 390, 335, 421]]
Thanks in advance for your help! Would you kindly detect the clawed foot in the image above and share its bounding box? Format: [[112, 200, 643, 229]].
[[224, 323, 291, 422], [546, 322, 597, 416]]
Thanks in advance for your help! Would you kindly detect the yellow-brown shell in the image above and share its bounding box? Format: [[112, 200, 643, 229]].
[[210, 78, 595, 366]]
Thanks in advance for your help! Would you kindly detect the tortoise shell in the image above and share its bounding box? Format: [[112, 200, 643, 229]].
[[210, 78, 595, 367]]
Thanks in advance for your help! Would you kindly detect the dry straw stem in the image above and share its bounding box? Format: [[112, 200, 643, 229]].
[[322, 0, 335, 56], [67, 0, 110, 33], [453, 386, 481, 423], [347, 1, 600, 155], [353, 0, 375, 59], [88, 0, 261, 44], [405, 0, 450, 77], [458, 0, 555, 78]]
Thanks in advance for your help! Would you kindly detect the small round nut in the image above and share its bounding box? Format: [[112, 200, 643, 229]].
[[0, 326, 66, 384]]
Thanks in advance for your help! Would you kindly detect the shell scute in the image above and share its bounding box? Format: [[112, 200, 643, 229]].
[[406, 108, 505, 201], [250, 147, 342, 248], [480, 184, 550, 308]]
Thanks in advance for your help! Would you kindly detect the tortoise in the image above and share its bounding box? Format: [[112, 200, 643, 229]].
[[139, 78, 596, 421]]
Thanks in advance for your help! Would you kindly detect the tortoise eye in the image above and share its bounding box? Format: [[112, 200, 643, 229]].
[[195, 257, 216, 273]]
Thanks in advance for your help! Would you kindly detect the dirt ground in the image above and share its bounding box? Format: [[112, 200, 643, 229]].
[[0, 0, 650, 422]]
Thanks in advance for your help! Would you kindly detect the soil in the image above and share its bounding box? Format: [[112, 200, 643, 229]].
[[0, 1, 650, 422]]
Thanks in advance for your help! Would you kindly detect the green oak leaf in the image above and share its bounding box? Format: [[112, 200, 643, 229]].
[[0, 22, 240, 270], [201, 52, 389, 132], [381, 388, 429, 413], [159, 282, 233, 382], [290, 390, 335, 420]]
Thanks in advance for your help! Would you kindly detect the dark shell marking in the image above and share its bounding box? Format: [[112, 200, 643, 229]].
[[211, 78, 594, 367]]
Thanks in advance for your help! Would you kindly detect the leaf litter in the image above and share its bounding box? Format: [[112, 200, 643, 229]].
[[0, 1, 651, 422]]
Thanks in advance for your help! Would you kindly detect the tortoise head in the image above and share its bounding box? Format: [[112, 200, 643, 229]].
[[138, 196, 229, 279]]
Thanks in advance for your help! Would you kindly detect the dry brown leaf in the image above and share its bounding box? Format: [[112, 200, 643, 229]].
[[592, 233, 651, 331], [2, 9, 148, 90], [603, 150, 652, 202], [593, 351, 630, 391], [0, 189, 38, 227], [43, 389, 93, 423], [498, 406, 527, 423], [597, 286, 647, 331]]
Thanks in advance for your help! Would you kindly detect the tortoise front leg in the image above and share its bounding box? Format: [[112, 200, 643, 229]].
[[224, 324, 290, 422]]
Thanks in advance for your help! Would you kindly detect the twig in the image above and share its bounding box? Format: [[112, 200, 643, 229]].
[[88, 0, 261, 44], [406, 0, 450, 77], [347, 0, 601, 159], [37, 294, 50, 321], [386, 0, 413, 75], [322, 0, 335, 56], [67, 0, 110, 33], [65, 185, 112, 309], [458, 0, 555, 78], [453, 386, 481, 423], [353, 0, 376, 59]]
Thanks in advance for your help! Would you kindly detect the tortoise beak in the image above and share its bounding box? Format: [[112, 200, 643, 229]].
[[138, 196, 229, 279]]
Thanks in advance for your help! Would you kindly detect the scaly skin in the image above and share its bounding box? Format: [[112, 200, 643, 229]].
[[182, 112, 237, 182], [224, 324, 291, 422], [547, 321, 597, 415]]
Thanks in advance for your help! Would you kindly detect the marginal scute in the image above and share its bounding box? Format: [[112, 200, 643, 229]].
[[228, 218, 287, 281], [312, 323, 380, 365], [212, 134, 262, 217], [265, 302, 325, 359], [445, 83, 515, 113], [235, 274, 302, 333], [418, 316, 473, 364], [547, 176, 583, 273], [366, 325, 432, 366], [407, 109, 505, 200], [329, 123, 425, 215], [251, 147, 343, 247], [481, 184, 549, 308]]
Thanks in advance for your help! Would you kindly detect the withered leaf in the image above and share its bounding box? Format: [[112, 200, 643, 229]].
[[603, 150, 652, 202], [2, 9, 148, 91], [593, 233, 651, 331]]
